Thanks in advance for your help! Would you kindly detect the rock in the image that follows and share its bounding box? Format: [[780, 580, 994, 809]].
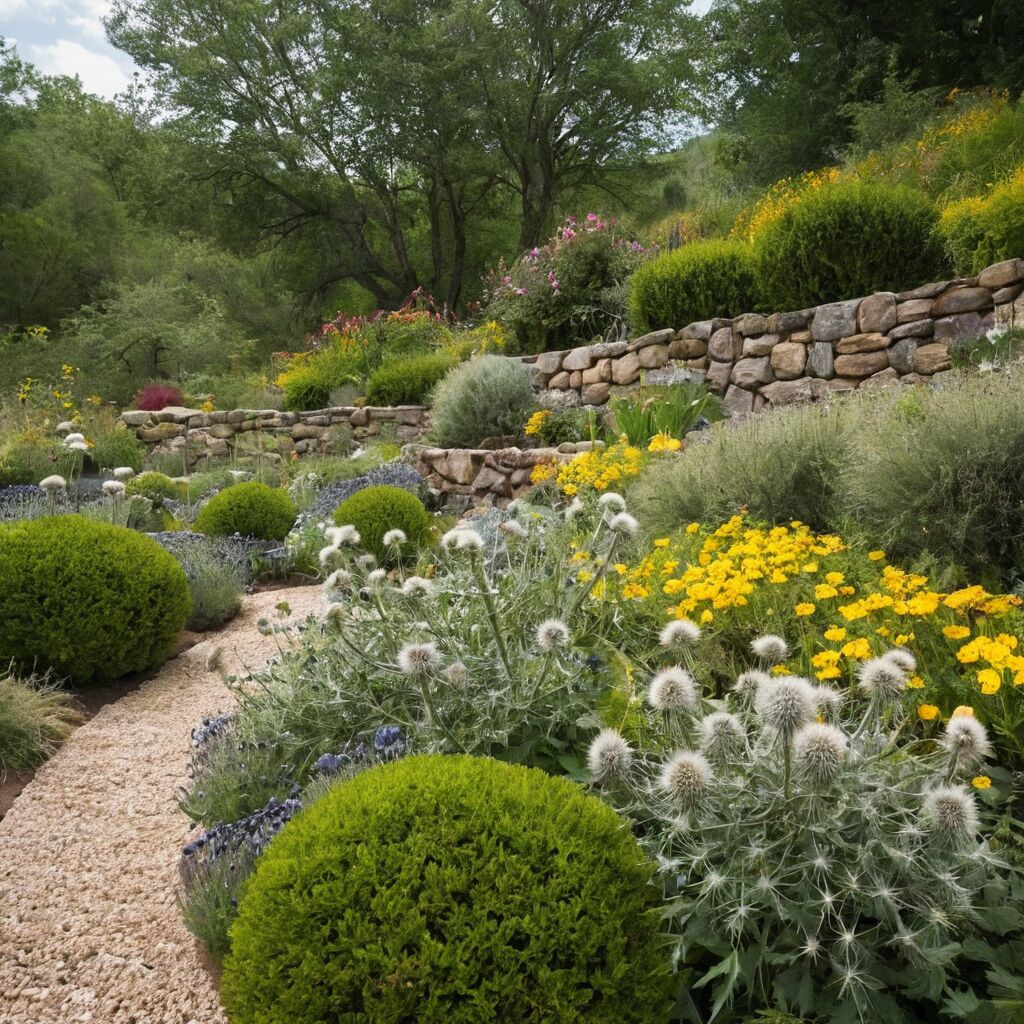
[[835, 332, 888, 354], [548, 370, 571, 389], [679, 320, 714, 340], [888, 338, 918, 375], [889, 319, 934, 339], [645, 365, 703, 387], [770, 341, 808, 379], [207, 423, 234, 440], [708, 327, 736, 361], [139, 423, 185, 442], [912, 342, 951, 375], [569, 370, 583, 389], [931, 286, 992, 317], [733, 313, 769, 336], [581, 358, 612, 385], [857, 293, 897, 333], [789, 329, 813, 344], [896, 298, 933, 322], [811, 299, 860, 342], [742, 333, 778, 357], [828, 378, 860, 392], [723, 385, 755, 415], [978, 258, 1024, 290], [440, 449, 482, 485], [806, 342, 835, 379], [730, 356, 774, 388], [706, 360, 733, 393], [581, 382, 611, 405], [761, 377, 829, 404], [348, 407, 370, 427], [668, 335, 708, 359], [859, 367, 900, 390], [896, 280, 949, 301], [611, 352, 640, 385], [206, 438, 229, 457], [685, 356, 710, 371], [833, 350, 889, 377], [291, 424, 325, 441], [768, 309, 810, 333], [934, 311, 993, 345], [589, 340, 629, 359], [637, 344, 669, 369], [627, 328, 675, 352], [992, 283, 1024, 305], [471, 465, 508, 493], [562, 346, 595, 371], [120, 411, 150, 427]]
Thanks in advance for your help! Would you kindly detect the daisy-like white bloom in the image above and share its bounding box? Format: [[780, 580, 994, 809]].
[[39, 475, 67, 492], [318, 544, 341, 567], [793, 722, 848, 785], [112, 467, 135, 480], [750, 634, 789, 663], [598, 492, 626, 513], [856, 657, 906, 701], [923, 785, 980, 839], [401, 576, 435, 598], [941, 715, 993, 767], [647, 667, 699, 712], [441, 527, 484, 551], [63, 432, 85, 445], [587, 728, 633, 783], [564, 498, 584, 520], [755, 676, 817, 736], [698, 712, 744, 766], [608, 511, 639, 535], [102, 480, 126, 496], [535, 618, 571, 651], [884, 648, 917, 674], [383, 529, 407, 547], [500, 519, 528, 539], [659, 750, 713, 807], [396, 642, 440, 676], [659, 619, 701, 647]]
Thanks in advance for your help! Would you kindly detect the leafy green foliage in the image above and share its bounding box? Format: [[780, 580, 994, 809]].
[[940, 167, 1024, 274], [628, 238, 761, 332], [90, 427, 146, 472], [607, 382, 721, 445], [430, 354, 536, 447], [363, 351, 458, 405], [125, 471, 182, 503], [222, 755, 673, 1024], [195, 482, 296, 540], [0, 669, 82, 777], [0, 435, 58, 486], [332, 484, 430, 562], [175, 539, 246, 630], [0, 516, 191, 684], [755, 179, 949, 310]]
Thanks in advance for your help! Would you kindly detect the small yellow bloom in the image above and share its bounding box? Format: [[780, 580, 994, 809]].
[[841, 637, 871, 660], [700, 609, 714, 624], [971, 775, 992, 790], [942, 625, 971, 640], [823, 625, 846, 642], [654, 538, 670, 548], [952, 705, 975, 718], [977, 668, 1002, 695], [917, 704, 940, 721], [794, 602, 815, 617], [686, 523, 700, 535], [868, 550, 886, 561], [825, 571, 845, 585], [814, 584, 838, 600], [907, 675, 925, 689]]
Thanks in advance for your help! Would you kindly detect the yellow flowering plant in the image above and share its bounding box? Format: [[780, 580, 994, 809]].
[[552, 436, 646, 497]]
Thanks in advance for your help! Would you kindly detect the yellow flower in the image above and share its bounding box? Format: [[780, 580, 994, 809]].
[[647, 432, 682, 453], [971, 775, 992, 790], [917, 704, 940, 721], [815, 667, 842, 680], [577, 570, 593, 584], [824, 625, 846, 642], [685, 522, 700, 535], [868, 550, 886, 561], [951, 705, 975, 718], [977, 668, 1002, 695], [841, 637, 871, 660], [794, 602, 815, 617], [700, 609, 714, 624], [654, 538, 670, 548], [524, 410, 551, 436], [825, 571, 845, 585], [814, 584, 838, 600], [907, 675, 925, 689], [942, 625, 970, 640]]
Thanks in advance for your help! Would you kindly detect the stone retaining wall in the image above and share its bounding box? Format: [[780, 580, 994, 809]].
[[121, 404, 429, 460], [524, 257, 1024, 412]]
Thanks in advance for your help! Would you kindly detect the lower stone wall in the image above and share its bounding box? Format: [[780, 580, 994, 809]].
[[525, 257, 1024, 412], [121, 404, 429, 460]]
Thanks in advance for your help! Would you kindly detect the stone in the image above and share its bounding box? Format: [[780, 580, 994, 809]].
[[733, 313, 769, 336], [788, 329, 813, 344], [811, 299, 860, 342], [889, 319, 934, 340], [742, 333, 778, 357], [627, 328, 675, 352], [611, 352, 641, 385], [706, 359, 733, 392], [730, 356, 774, 388], [120, 411, 150, 427], [770, 341, 807, 379], [828, 378, 860, 392], [291, 424, 326, 441], [139, 423, 184, 442], [207, 423, 235, 440], [833, 350, 889, 377], [580, 363, 603, 385], [761, 377, 829, 405], [440, 449, 483, 485], [912, 342, 951, 375], [934, 311, 992, 345], [637, 344, 669, 369], [548, 370, 571, 389], [679, 320, 714, 340], [931, 286, 992, 317], [994, 294, 1024, 330], [708, 327, 736, 361], [896, 280, 949, 301], [685, 356, 710, 371], [562, 346, 594, 371], [896, 298, 933, 322], [806, 342, 835, 379], [645, 365, 703, 387], [835, 332, 888, 355], [206, 438, 229, 457], [471, 465, 508, 493], [569, 370, 583, 389], [859, 367, 900, 390], [888, 338, 918, 375], [348, 407, 370, 427], [857, 292, 897, 333], [993, 283, 1024, 305], [589, 341, 629, 359], [768, 309, 809, 333], [723, 385, 755, 416], [530, 349, 565, 374], [978, 258, 1024, 290], [581, 382, 611, 405], [668, 335, 708, 359]]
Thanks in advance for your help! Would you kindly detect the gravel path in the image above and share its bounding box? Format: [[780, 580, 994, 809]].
[[0, 585, 323, 1024]]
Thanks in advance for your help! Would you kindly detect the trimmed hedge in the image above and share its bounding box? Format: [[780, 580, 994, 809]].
[[0, 516, 191, 684], [364, 351, 458, 406], [195, 482, 297, 540], [222, 755, 673, 1024], [333, 484, 431, 562], [628, 238, 761, 332]]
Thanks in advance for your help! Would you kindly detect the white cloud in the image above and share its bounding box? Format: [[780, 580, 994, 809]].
[[29, 38, 132, 96]]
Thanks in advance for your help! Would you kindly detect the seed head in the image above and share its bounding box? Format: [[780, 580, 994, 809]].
[[659, 619, 701, 647], [750, 634, 789, 664], [941, 716, 993, 767], [598, 492, 626, 512], [318, 544, 340, 567], [500, 520, 528, 539], [67, 441, 89, 453], [396, 642, 440, 676], [923, 786, 980, 839], [793, 722, 848, 785], [535, 618, 571, 652], [444, 661, 468, 688], [441, 527, 484, 551], [732, 670, 771, 699], [564, 498, 584, 520], [401, 576, 434, 598], [587, 728, 633, 783], [366, 568, 387, 587], [659, 750, 713, 808], [323, 569, 352, 596], [102, 480, 126, 496], [112, 467, 135, 480], [647, 667, 699, 713], [608, 511, 639, 535], [857, 657, 906, 701], [63, 432, 85, 445], [39, 475, 67, 492], [698, 712, 744, 765], [884, 648, 917, 674], [754, 676, 816, 736], [382, 529, 407, 547]]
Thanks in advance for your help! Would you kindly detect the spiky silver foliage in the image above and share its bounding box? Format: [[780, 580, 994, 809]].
[[922, 786, 980, 841], [856, 656, 906, 702], [754, 676, 817, 737]]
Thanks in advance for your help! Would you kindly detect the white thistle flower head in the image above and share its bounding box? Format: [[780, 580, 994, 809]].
[[647, 667, 699, 713], [587, 728, 633, 783], [884, 648, 917, 674], [732, 670, 771, 698], [754, 676, 817, 736], [598, 492, 626, 512], [63, 432, 85, 445], [535, 618, 571, 652], [67, 441, 90, 453], [856, 656, 907, 701], [814, 685, 844, 716], [366, 568, 387, 587], [383, 528, 407, 547], [396, 642, 440, 676], [659, 750, 713, 808], [112, 466, 135, 480], [102, 480, 126, 496], [941, 715, 993, 767], [331, 524, 361, 547], [564, 498, 584, 520], [499, 519, 528, 539], [441, 527, 484, 552], [659, 619, 701, 647], [750, 634, 789, 663], [608, 511, 639, 536], [318, 544, 341, 567], [793, 722, 849, 786], [55, 420, 75, 433], [323, 569, 352, 594], [444, 661, 468, 688], [923, 786, 980, 839], [401, 576, 434, 598], [39, 475, 67, 492], [698, 712, 744, 765], [356, 554, 376, 571]]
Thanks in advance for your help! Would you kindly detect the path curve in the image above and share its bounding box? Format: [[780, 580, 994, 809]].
[[0, 585, 323, 1024]]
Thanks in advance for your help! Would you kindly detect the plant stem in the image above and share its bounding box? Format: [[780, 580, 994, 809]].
[[470, 551, 514, 681]]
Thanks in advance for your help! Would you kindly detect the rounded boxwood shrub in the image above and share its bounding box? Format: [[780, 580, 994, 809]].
[[364, 351, 459, 406], [222, 755, 673, 1024], [0, 516, 191, 685], [125, 470, 182, 503], [628, 238, 761, 332], [195, 482, 297, 540], [755, 179, 949, 310], [333, 484, 430, 561]]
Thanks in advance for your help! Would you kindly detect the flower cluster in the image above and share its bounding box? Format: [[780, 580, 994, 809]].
[[552, 437, 645, 495], [730, 166, 843, 243]]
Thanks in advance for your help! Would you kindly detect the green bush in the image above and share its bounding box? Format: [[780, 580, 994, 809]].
[[364, 351, 458, 406], [195, 482, 296, 540], [628, 238, 761, 332], [222, 755, 673, 1024], [90, 427, 146, 472], [176, 539, 246, 631], [0, 436, 58, 486], [333, 484, 430, 562], [0, 516, 191, 684], [940, 166, 1024, 274], [125, 470, 183, 502], [430, 355, 535, 447], [0, 670, 82, 777], [755, 179, 949, 310]]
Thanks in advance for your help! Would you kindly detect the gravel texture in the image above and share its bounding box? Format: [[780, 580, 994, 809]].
[[0, 585, 323, 1024]]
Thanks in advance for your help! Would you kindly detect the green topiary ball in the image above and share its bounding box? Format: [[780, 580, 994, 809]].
[[222, 755, 673, 1024], [195, 482, 297, 540], [125, 470, 183, 503], [0, 516, 191, 685], [333, 484, 431, 562]]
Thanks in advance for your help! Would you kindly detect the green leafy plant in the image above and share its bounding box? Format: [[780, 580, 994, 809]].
[[89, 427, 146, 472], [608, 381, 721, 446], [195, 482, 296, 540], [0, 669, 83, 778], [125, 470, 183, 503], [221, 755, 674, 1024], [940, 165, 1024, 274], [363, 351, 457, 405], [332, 484, 431, 563], [0, 516, 191, 684]]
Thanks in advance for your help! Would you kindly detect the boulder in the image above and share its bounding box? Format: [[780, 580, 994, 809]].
[[788, 329, 813, 344], [581, 358, 612, 385], [569, 370, 583, 389], [835, 332, 888, 354], [859, 367, 900, 390], [668, 335, 708, 359], [995, 294, 1024, 330], [548, 371, 570, 389], [768, 309, 810, 333], [723, 385, 755, 416], [761, 377, 829, 405], [889, 319, 934, 340], [627, 328, 675, 352], [120, 411, 151, 427], [993, 283, 1024, 305], [532, 349, 566, 375], [931, 286, 992, 317], [730, 356, 774, 388], [896, 298, 933, 322], [912, 342, 950, 375], [833, 350, 889, 377], [611, 352, 641, 385], [934, 311, 992, 345], [706, 360, 733, 393], [678, 320, 714, 340], [708, 326, 736, 362], [978, 258, 1024, 290], [742, 333, 779, 357], [811, 299, 860, 342], [440, 449, 483, 485], [895, 280, 949, 301], [637, 344, 669, 369], [733, 313, 769, 336], [888, 338, 918, 375], [806, 342, 835, 379], [770, 341, 808, 379], [581, 382, 612, 405], [857, 293, 897, 333], [562, 346, 595, 371]]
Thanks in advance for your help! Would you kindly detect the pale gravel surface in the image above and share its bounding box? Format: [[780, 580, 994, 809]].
[[0, 585, 323, 1024]]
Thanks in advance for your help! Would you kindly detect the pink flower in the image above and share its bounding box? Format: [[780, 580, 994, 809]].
[[586, 212, 598, 222], [502, 275, 512, 285], [562, 227, 575, 240], [515, 287, 528, 296]]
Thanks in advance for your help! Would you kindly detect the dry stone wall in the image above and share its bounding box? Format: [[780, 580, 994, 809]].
[[525, 257, 1024, 413]]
